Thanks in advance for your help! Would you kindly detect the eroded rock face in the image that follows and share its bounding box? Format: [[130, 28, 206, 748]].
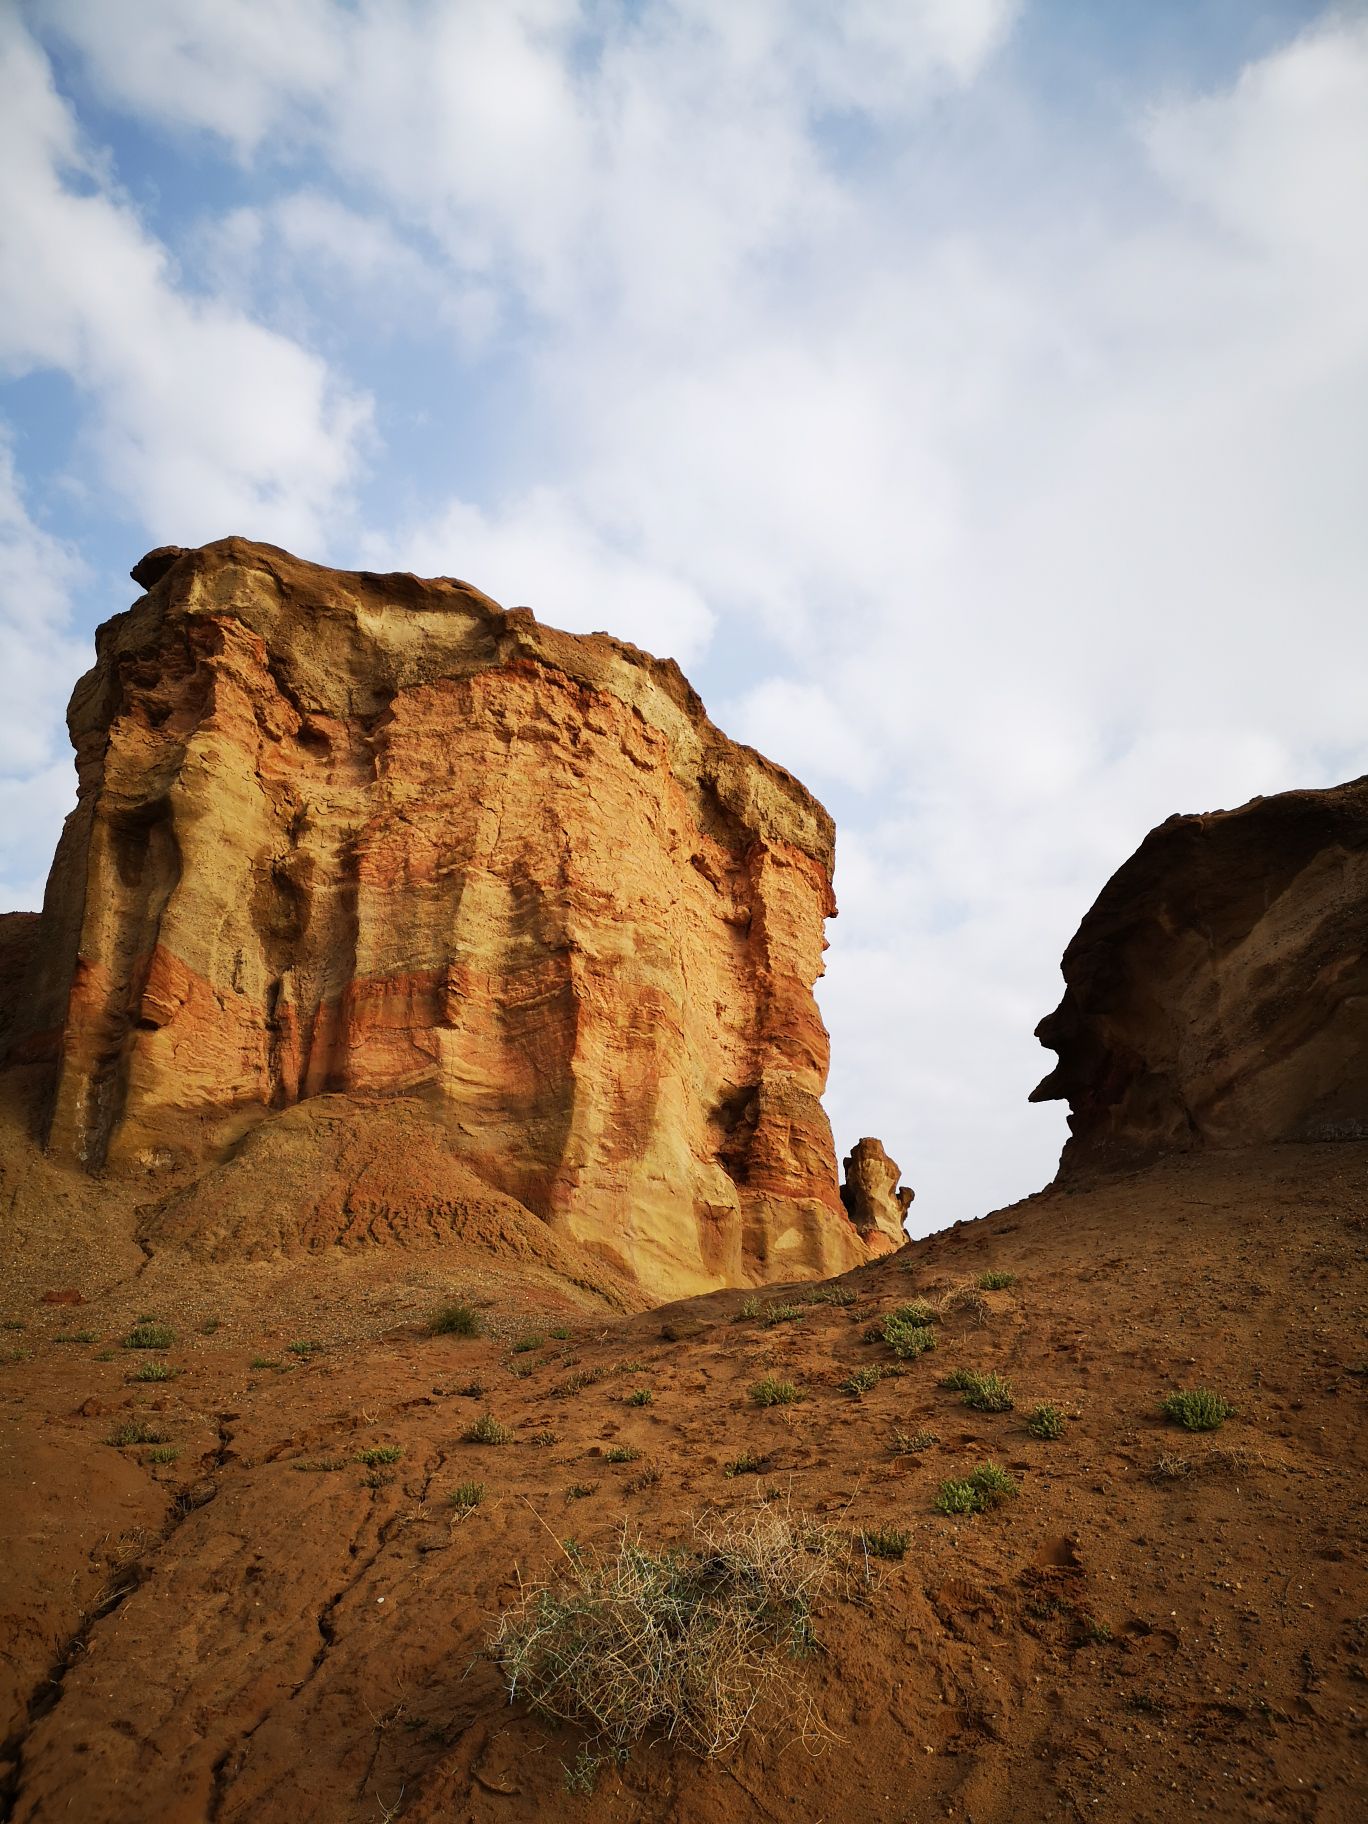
[[839, 1137, 911, 1254], [1032, 778, 1368, 1174], [6, 539, 870, 1297]]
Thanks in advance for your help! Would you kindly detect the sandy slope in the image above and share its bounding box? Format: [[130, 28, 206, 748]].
[[1, 1142, 1364, 1823]]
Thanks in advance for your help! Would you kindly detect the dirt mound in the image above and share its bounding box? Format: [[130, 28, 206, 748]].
[[2, 1141, 1363, 1823], [140, 1095, 636, 1302]]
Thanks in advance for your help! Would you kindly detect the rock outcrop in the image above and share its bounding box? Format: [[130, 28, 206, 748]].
[[1032, 778, 1368, 1174], [3, 538, 872, 1298], [839, 1137, 911, 1254]]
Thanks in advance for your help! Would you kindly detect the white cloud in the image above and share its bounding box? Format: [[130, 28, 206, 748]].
[[0, 429, 87, 905], [0, 12, 370, 550]]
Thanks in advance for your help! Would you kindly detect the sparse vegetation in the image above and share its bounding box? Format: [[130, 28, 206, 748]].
[[108, 1419, 169, 1447], [249, 1356, 280, 1370], [199, 1318, 221, 1335], [750, 1376, 802, 1408], [858, 1526, 911, 1561], [935, 1284, 989, 1324], [940, 1367, 1014, 1412], [55, 1330, 96, 1344], [124, 1321, 175, 1350], [805, 1284, 857, 1307], [1160, 1387, 1234, 1432], [566, 1482, 597, 1501], [549, 1326, 570, 1340], [513, 1334, 544, 1354], [129, 1359, 177, 1383], [625, 1387, 654, 1407], [556, 1368, 605, 1397], [934, 1462, 1018, 1516], [531, 1429, 560, 1447], [879, 1312, 937, 1359], [294, 1457, 346, 1473], [430, 1302, 482, 1338], [146, 1445, 180, 1466], [626, 1463, 662, 1493], [734, 1295, 762, 1322], [491, 1503, 839, 1757], [287, 1339, 324, 1357], [563, 1746, 603, 1795], [839, 1365, 882, 1397], [761, 1302, 805, 1327], [1082, 1619, 1113, 1645], [449, 1480, 486, 1514], [463, 1412, 512, 1445], [889, 1427, 939, 1455], [724, 1450, 767, 1477], [458, 1379, 486, 1398], [356, 1445, 403, 1466], [1026, 1402, 1066, 1440], [605, 1444, 641, 1464], [977, 1271, 1016, 1291]]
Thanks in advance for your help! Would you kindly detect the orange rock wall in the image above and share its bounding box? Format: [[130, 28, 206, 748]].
[[14, 540, 867, 1296]]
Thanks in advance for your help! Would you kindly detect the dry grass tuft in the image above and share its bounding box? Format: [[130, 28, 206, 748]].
[[934, 1283, 990, 1325], [490, 1499, 840, 1758]]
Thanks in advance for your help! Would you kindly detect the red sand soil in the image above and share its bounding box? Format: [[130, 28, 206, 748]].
[[2, 1141, 1365, 1823]]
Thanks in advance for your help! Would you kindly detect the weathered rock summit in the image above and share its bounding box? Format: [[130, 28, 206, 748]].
[[4, 538, 874, 1298], [1033, 777, 1368, 1174], [839, 1137, 911, 1255]]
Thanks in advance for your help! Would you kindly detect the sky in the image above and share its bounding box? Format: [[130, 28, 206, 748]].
[[2, 1, 1366, 1235]]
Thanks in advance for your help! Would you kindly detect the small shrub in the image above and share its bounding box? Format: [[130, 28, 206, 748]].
[[449, 1480, 486, 1514], [357, 1444, 403, 1467], [858, 1527, 911, 1561], [124, 1322, 175, 1350], [249, 1356, 280, 1370], [762, 1303, 805, 1327], [129, 1359, 176, 1383], [613, 1359, 648, 1375], [805, 1284, 857, 1307], [750, 1376, 802, 1408], [734, 1295, 762, 1322], [108, 1419, 169, 1447], [146, 1445, 180, 1465], [840, 1365, 882, 1397], [1160, 1388, 1234, 1432], [288, 1339, 324, 1358], [199, 1318, 221, 1335], [625, 1387, 654, 1408], [458, 1378, 486, 1398], [889, 1427, 938, 1455], [430, 1303, 482, 1338], [463, 1412, 512, 1445], [566, 1482, 597, 1501], [490, 1502, 839, 1758], [604, 1444, 641, 1464], [626, 1464, 662, 1492], [976, 1271, 1016, 1291], [880, 1315, 936, 1360], [556, 1368, 604, 1397], [55, 1331, 96, 1344], [513, 1334, 544, 1354], [294, 1457, 346, 1473], [890, 1300, 936, 1327], [934, 1461, 1017, 1516], [935, 1284, 989, 1323], [564, 1747, 603, 1796], [1026, 1402, 1066, 1440], [723, 1450, 767, 1477], [1082, 1619, 1113, 1645], [940, 1368, 1013, 1412], [531, 1429, 560, 1447], [550, 1326, 570, 1340]]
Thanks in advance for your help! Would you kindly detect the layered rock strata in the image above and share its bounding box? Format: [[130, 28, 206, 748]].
[[1032, 778, 1368, 1174], [839, 1137, 911, 1254], [5, 538, 870, 1296]]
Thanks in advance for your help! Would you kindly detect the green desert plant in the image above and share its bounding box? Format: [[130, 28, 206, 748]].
[[889, 1427, 939, 1455], [124, 1322, 175, 1350], [749, 1376, 802, 1408], [490, 1502, 839, 1758], [449, 1480, 486, 1514], [357, 1444, 403, 1467], [976, 1271, 1016, 1291], [723, 1450, 767, 1477], [565, 1482, 597, 1501], [626, 1463, 662, 1493], [294, 1457, 347, 1473], [805, 1284, 858, 1307], [107, 1419, 169, 1447], [940, 1368, 1014, 1412], [1026, 1402, 1066, 1440], [933, 1462, 1018, 1516], [604, 1444, 641, 1464], [879, 1314, 937, 1359], [625, 1387, 654, 1408], [530, 1429, 560, 1448], [513, 1334, 544, 1354], [840, 1365, 882, 1397], [129, 1359, 177, 1383], [1160, 1388, 1234, 1432], [463, 1412, 512, 1445], [430, 1302, 482, 1338], [287, 1339, 325, 1357], [761, 1303, 805, 1327], [146, 1445, 180, 1466], [858, 1527, 911, 1561]]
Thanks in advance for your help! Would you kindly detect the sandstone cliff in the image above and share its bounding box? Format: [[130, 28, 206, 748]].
[[1032, 777, 1368, 1174], [4, 538, 870, 1297]]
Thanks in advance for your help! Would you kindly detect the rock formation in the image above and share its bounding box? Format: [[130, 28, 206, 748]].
[[839, 1137, 911, 1254], [1032, 777, 1368, 1174], [2, 538, 873, 1298]]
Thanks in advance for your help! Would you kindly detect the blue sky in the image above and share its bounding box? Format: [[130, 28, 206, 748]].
[[2, 1, 1365, 1230]]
